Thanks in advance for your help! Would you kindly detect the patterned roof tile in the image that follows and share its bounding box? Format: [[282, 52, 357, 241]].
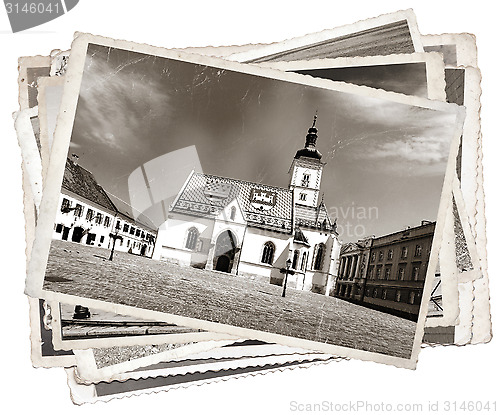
[[171, 172, 293, 232]]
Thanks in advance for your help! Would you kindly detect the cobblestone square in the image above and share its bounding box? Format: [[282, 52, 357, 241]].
[[44, 240, 417, 359]]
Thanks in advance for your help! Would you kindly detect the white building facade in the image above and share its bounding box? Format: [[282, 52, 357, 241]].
[[52, 158, 157, 258], [153, 117, 341, 295]]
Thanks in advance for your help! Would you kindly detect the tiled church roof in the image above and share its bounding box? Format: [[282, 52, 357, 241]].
[[171, 172, 294, 233], [294, 202, 335, 231]]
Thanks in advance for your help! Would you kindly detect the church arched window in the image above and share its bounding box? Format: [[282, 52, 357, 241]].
[[301, 173, 310, 187], [261, 241, 275, 265], [301, 252, 307, 270], [185, 227, 199, 251], [230, 206, 236, 221], [292, 250, 299, 269], [313, 243, 326, 270]]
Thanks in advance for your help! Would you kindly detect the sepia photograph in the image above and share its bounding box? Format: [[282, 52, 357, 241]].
[[227, 9, 422, 63], [26, 33, 465, 368]]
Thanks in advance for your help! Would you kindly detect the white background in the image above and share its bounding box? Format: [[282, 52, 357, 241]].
[[1, 1, 498, 413]]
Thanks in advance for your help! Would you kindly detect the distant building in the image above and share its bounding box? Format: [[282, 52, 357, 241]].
[[52, 158, 157, 258], [106, 192, 157, 257], [153, 116, 342, 295], [334, 221, 436, 321]]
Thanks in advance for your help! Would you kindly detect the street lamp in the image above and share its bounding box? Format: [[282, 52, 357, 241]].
[[108, 223, 123, 261], [282, 258, 293, 298]]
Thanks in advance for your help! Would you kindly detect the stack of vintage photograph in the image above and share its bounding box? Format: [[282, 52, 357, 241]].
[[15, 9, 490, 403]]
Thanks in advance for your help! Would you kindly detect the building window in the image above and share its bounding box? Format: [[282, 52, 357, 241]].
[[398, 267, 405, 280], [401, 246, 408, 259], [95, 213, 103, 225], [370, 252, 376, 263], [99, 236, 105, 243], [261, 242, 275, 265], [130, 226, 135, 235], [292, 250, 299, 269], [387, 249, 393, 260], [61, 198, 71, 212], [141, 231, 145, 238], [415, 245, 422, 257], [127, 240, 130, 247], [412, 266, 420, 280], [86, 208, 94, 221], [376, 266, 382, 279], [123, 223, 129, 233], [384, 266, 391, 279], [135, 228, 141, 237], [396, 290, 402, 302], [382, 289, 387, 300], [185, 227, 199, 251], [55, 224, 63, 233], [104, 216, 111, 227], [74, 204, 83, 217], [301, 252, 307, 271], [378, 251, 384, 262], [230, 206, 236, 221], [313, 243, 326, 270], [299, 193, 307, 202], [409, 291, 416, 305], [301, 173, 310, 187], [373, 288, 378, 298], [368, 266, 374, 279]]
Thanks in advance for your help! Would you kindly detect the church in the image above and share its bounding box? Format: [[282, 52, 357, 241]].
[[152, 116, 342, 295]]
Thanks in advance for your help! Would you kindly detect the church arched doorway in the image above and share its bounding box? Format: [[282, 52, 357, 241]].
[[213, 230, 237, 273], [215, 255, 231, 272]]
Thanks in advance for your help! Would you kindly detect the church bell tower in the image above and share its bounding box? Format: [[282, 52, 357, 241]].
[[289, 114, 324, 208]]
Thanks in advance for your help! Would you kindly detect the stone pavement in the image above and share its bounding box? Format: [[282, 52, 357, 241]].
[[45, 240, 416, 359]]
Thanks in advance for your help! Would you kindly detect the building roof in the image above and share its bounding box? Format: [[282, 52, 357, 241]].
[[293, 227, 310, 246], [106, 192, 157, 232], [294, 114, 322, 160], [371, 221, 436, 247], [62, 158, 157, 233], [171, 172, 294, 233], [62, 158, 116, 213], [294, 201, 336, 232]]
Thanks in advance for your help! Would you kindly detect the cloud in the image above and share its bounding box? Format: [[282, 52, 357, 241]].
[[73, 47, 173, 153]]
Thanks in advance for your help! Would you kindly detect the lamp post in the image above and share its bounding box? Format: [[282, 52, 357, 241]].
[[282, 258, 292, 298], [108, 223, 123, 261]]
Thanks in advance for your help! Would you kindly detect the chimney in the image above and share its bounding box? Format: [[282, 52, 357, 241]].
[[71, 153, 80, 166]]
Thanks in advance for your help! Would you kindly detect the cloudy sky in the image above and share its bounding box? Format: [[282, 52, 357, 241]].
[[69, 43, 460, 242]]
